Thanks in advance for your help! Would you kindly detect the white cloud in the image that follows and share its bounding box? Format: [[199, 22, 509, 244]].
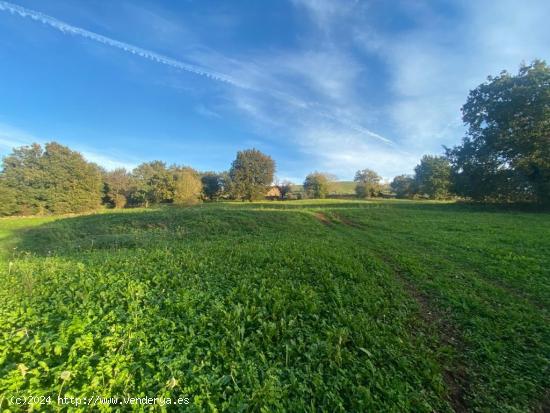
[[296, 125, 419, 180], [268, 49, 363, 102], [195, 104, 221, 119], [0, 0, 394, 166], [362, 0, 550, 154], [5, 0, 547, 181], [79, 150, 137, 171], [290, 0, 357, 32], [276, 0, 549, 178]]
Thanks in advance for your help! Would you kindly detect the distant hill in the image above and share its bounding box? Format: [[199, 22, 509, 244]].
[[290, 181, 356, 195]]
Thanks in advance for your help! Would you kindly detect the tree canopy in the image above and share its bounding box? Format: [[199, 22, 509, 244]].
[[103, 168, 132, 208], [303, 172, 332, 199], [201, 172, 226, 201], [0, 179, 18, 216], [414, 155, 451, 199], [130, 161, 173, 207], [1, 142, 102, 215], [391, 175, 416, 199], [446, 60, 550, 203], [229, 149, 275, 201], [354, 169, 382, 198]]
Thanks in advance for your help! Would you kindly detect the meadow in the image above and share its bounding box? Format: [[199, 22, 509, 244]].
[[290, 181, 357, 196], [0, 200, 548, 412]]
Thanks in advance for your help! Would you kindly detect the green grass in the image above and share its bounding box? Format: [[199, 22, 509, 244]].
[[0, 200, 548, 412]]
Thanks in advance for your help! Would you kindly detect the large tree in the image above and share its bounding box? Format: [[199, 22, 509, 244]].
[[414, 155, 451, 199], [229, 149, 275, 201], [354, 168, 382, 198], [446, 60, 550, 203], [303, 172, 331, 199], [1, 142, 103, 214], [391, 175, 416, 199]]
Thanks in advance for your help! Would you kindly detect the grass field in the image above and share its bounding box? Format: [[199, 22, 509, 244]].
[[290, 181, 357, 195], [0, 200, 548, 412]]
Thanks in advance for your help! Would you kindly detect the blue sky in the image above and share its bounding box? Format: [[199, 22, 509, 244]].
[[0, 0, 549, 182]]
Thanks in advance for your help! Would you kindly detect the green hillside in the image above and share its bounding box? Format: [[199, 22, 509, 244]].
[[1, 200, 548, 411], [290, 181, 356, 195]]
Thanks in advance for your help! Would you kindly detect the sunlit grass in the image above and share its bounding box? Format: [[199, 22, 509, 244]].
[[0, 200, 548, 412]]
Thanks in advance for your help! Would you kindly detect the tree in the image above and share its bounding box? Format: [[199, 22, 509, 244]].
[[228, 149, 275, 201], [41, 143, 103, 213], [446, 60, 550, 203], [354, 169, 382, 198], [390, 175, 416, 198], [275, 179, 293, 200], [303, 172, 331, 199], [103, 168, 131, 208], [130, 161, 173, 207], [201, 172, 224, 201], [0, 179, 18, 216], [1, 143, 46, 214], [414, 155, 451, 199], [172, 167, 202, 205], [1, 142, 102, 214]]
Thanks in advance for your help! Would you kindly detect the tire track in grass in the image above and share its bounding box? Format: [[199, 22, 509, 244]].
[[319, 210, 470, 412], [372, 253, 469, 413], [311, 211, 333, 226], [368, 225, 550, 312], [326, 209, 550, 412]]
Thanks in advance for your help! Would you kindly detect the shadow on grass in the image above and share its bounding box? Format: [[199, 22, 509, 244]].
[[219, 199, 550, 213]]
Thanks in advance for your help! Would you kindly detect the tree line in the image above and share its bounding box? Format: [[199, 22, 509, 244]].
[[290, 61, 550, 204], [0, 147, 276, 215], [299, 154, 452, 200], [0, 60, 548, 216]]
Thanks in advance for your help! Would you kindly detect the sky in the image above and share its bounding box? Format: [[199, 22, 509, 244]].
[[0, 0, 549, 182]]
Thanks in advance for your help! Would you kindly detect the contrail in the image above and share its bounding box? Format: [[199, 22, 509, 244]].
[[268, 89, 396, 145], [0, 0, 396, 146], [0, 0, 244, 87]]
